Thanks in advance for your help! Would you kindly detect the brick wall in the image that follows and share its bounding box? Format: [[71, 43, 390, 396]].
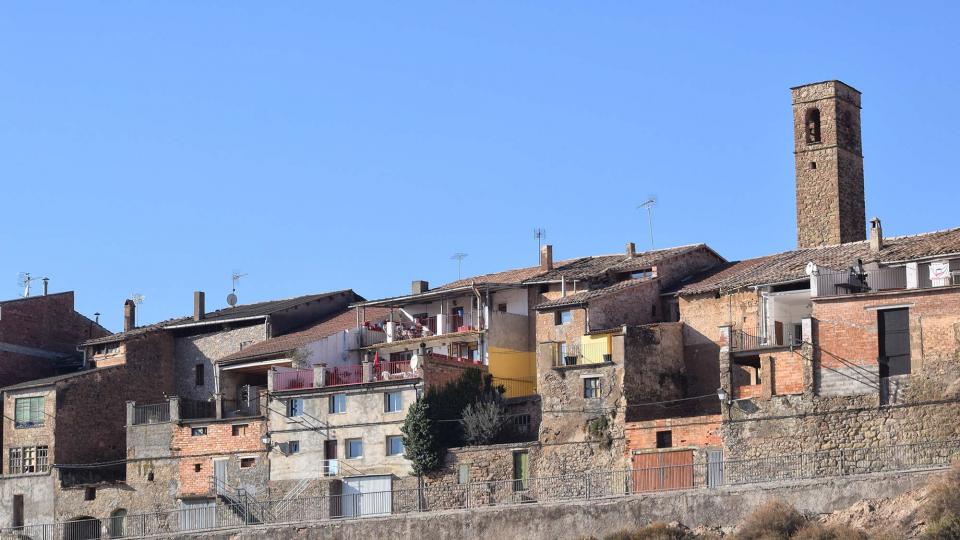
[[625, 414, 722, 453], [679, 290, 760, 396], [55, 331, 175, 465], [171, 419, 266, 497]]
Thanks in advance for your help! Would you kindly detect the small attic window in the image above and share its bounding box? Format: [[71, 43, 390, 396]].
[[805, 108, 822, 144]]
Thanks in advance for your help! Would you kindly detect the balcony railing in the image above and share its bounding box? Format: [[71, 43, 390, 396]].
[[274, 369, 315, 391], [491, 376, 537, 398], [551, 342, 613, 367], [729, 329, 801, 352], [180, 399, 216, 420], [326, 365, 363, 386], [132, 403, 171, 425], [813, 267, 907, 297]]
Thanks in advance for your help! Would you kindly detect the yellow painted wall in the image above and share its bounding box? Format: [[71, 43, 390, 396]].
[[488, 346, 536, 397], [579, 334, 612, 364]]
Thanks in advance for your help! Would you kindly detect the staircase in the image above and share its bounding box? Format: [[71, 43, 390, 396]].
[[210, 477, 271, 525]]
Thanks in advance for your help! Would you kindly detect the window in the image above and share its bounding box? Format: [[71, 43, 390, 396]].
[[583, 377, 601, 399], [805, 108, 822, 144], [656, 430, 673, 449], [386, 435, 404, 456], [191, 427, 207, 437], [240, 457, 256, 469], [194, 464, 202, 472], [630, 270, 653, 280], [287, 440, 300, 454], [555, 310, 572, 325], [559, 342, 575, 366], [328, 394, 346, 414], [384, 391, 403, 413], [497, 303, 507, 313], [879, 308, 911, 377], [346, 438, 363, 459], [513, 414, 532, 435], [512, 451, 529, 491], [457, 464, 471, 485], [84, 487, 96, 501], [231, 424, 248, 437], [194, 364, 204, 387], [8, 446, 49, 474], [14, 396, 44, 428], [147, 471, 154, 482], [288, 398, 305, 417]]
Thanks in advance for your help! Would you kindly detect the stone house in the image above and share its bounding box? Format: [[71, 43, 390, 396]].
[[672, 80, 960, 465], [525, 242, 724, 476]]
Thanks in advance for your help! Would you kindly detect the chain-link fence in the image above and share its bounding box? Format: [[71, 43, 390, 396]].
[[3, 439, 957, 539]]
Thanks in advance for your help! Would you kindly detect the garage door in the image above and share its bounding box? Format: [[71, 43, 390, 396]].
[[179, 499, 217, 531], [342, 475, 392, 517], [632, 450, 694, 492]]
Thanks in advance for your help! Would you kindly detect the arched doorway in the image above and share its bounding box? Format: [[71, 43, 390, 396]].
[[108, 509, 127, 538]]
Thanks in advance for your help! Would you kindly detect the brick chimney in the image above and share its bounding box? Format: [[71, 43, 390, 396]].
[[625, 242, 636, 258], [193, 291, 205, 321], [870, 217, 883, 254], [123, 299, 136, 332], [412, 280, 429, 294], [540, 244, 553, 271]]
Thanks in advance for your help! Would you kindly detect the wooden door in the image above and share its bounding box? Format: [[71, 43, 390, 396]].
[[879, 308, 911, 377], [632, 450, 694, 492]]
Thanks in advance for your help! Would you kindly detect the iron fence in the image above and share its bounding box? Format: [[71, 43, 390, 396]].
[[179, 399, 216, 420], [729, 329, 800, 352], [273, 369, 314, 391], [5, 439, 958, 539], [131, 403, 170, 425]]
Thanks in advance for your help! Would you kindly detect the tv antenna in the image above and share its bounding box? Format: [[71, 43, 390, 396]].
[[533, 228, 547, 257], [450, 253, 468, 280], [17, 272, 48, 297], [637, 197, 657, 249], [128, 293, 146, 306], [228, 272, 247, 307]]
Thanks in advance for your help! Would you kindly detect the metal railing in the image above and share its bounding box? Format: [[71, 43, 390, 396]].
[[180, 399, 216, 420], [7, 439, 958, 538], [551, 343, 613, 367], [492, 376, 537, 398], [132, 403, 170, 425], [326, 365, 363, 386], [729, 329, 800, 352], [273, 369, 315, 391], [359, 326, 388, 347], [813, 267, 908, 298]]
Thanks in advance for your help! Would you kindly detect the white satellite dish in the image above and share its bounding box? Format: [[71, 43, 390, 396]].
[[227, 293, 238, 307], [805, 262, 817, 276], [409, 353, 421, 371]]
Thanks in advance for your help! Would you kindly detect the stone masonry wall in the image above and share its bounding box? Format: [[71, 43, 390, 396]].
[[175, 324, 267, 402]]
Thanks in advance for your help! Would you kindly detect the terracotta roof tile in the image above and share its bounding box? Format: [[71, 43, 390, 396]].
[[535, 279, 656, 310], [218, 307, 392, 364], [525, 245, 709, 283], [679, 227, 960, 295]]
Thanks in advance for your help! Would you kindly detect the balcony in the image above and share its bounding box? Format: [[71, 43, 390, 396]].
[[271, 361, 418, 391], [362, 314, 484, 348], [813, 262, 960, 298], [729, 329, 801, 352], [550, 341, 613, 368]]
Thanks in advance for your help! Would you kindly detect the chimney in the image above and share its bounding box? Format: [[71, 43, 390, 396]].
[[870, 217, 883, 254], [540, 244, 553, 271], [411, 280, 429, 294], [42, 278, 49, 296], [193, 291, 205, 321], [625, 242, 636, 258], [123, 299, 136, 332]]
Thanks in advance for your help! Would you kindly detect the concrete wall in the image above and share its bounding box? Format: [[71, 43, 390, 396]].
[[268, 380, 418, 481], [167, 469, 938, 540], [0, 472, 55, 529], [175, 324, 267, 401]]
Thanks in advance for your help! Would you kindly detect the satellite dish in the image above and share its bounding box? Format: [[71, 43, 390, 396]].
[[227, 293, 238, 307], [409, 353, 421, 371], [804, 262, 817, 276]]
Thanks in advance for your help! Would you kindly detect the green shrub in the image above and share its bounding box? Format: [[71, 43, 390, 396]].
[[736, 500, 807, 540]]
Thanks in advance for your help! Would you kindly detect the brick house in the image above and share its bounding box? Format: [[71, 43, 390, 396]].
[[672, 80, 960, 466]]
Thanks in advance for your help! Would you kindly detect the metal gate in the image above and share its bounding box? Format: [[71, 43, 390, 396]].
[[632, 450, 694, 492]]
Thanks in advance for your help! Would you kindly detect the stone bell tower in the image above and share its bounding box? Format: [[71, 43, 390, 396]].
[[792, 80, 866, 248]]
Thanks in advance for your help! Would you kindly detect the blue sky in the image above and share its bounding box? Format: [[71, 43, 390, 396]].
[[2, 2, 958, 331]]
